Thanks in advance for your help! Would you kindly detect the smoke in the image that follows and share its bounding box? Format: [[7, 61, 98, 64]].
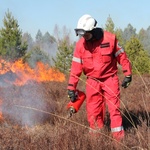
[[26, 42, 58, 69], [41, 42, 58, 66], [1, 77, 56, 126]]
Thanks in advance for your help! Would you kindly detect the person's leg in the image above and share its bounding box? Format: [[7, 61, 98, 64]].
[[86, 78, 104, 130], [102, 75, 124, 140]]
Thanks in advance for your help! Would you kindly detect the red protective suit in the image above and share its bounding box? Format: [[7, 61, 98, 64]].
[[67, 31, 132, 139]]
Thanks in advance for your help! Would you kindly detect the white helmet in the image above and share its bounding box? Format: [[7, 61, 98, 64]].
[[75, 14, 97, 36]]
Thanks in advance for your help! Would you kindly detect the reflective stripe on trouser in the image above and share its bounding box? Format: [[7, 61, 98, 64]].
[[111, 126, 124, 132], [111, 127, 124, 140], [102, 74, 123, 130]]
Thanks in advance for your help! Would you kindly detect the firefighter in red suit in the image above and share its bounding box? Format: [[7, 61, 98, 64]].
[[67, 14, 132, 140]]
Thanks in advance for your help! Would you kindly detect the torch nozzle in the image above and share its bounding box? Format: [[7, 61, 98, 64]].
[[68, 107, 76, 118]]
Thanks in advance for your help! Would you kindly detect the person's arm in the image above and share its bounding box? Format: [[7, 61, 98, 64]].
[[114, 39, 132, 88], [67, 43, 83, 91]]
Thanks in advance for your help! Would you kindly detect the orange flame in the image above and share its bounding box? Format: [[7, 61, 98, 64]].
[[0, 59, 65, 121], [0, 59, 65, 86]]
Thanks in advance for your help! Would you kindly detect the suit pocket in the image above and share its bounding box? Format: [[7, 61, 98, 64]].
[[101, 49, 112, 63]]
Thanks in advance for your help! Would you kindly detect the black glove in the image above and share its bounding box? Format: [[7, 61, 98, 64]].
[[121, 76, 132, 88], [68, 90, 77, 102]]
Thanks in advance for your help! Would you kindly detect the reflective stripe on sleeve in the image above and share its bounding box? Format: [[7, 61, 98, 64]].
[[72, 56, 82, 64], [111, 126, 124, 132], [115, 48, 124, 57]]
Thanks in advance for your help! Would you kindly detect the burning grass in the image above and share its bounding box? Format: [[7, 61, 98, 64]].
[[0, 59, 150, 149]]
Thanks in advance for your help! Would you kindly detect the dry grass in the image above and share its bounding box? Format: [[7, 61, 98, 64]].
[[0, 74, 150, 150]]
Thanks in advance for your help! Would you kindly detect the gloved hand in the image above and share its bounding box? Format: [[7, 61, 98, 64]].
[[68, 90, 77, 102], [121, 76, 132, 88]]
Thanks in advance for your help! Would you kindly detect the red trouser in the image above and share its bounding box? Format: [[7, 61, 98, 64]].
[[86, 74, 124, 139]]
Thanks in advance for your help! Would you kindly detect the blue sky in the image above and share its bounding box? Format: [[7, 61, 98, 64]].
[[0, 0, 150, 40]]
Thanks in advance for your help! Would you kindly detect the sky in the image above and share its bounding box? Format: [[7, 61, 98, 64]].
[[0, 0, 150, 40]]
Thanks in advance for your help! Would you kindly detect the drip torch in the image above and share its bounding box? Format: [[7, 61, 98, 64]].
[[67, 90, 86, 118]]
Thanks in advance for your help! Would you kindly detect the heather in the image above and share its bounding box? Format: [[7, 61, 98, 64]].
[[0, 74, 149, 150]]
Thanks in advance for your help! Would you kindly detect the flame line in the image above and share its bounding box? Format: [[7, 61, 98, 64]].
[[14, 104, 130, 149]]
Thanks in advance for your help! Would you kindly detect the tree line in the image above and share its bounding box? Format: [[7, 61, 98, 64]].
[[0, 10, 150, 74]]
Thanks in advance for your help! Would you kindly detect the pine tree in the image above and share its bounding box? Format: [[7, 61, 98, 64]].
[[105, 15, 115, 33], [35, 30, 43, 43], [125, 37, 150, 74], [52, 39, 74, 74], [22, 32, 34, 51], [138, 27, 150, 54], [52, 25, 74, 74], [105, 16, 125, 48], [0, 10, 27, 60], [122, 24, 136, 42], [115, 28, 125, 47]]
